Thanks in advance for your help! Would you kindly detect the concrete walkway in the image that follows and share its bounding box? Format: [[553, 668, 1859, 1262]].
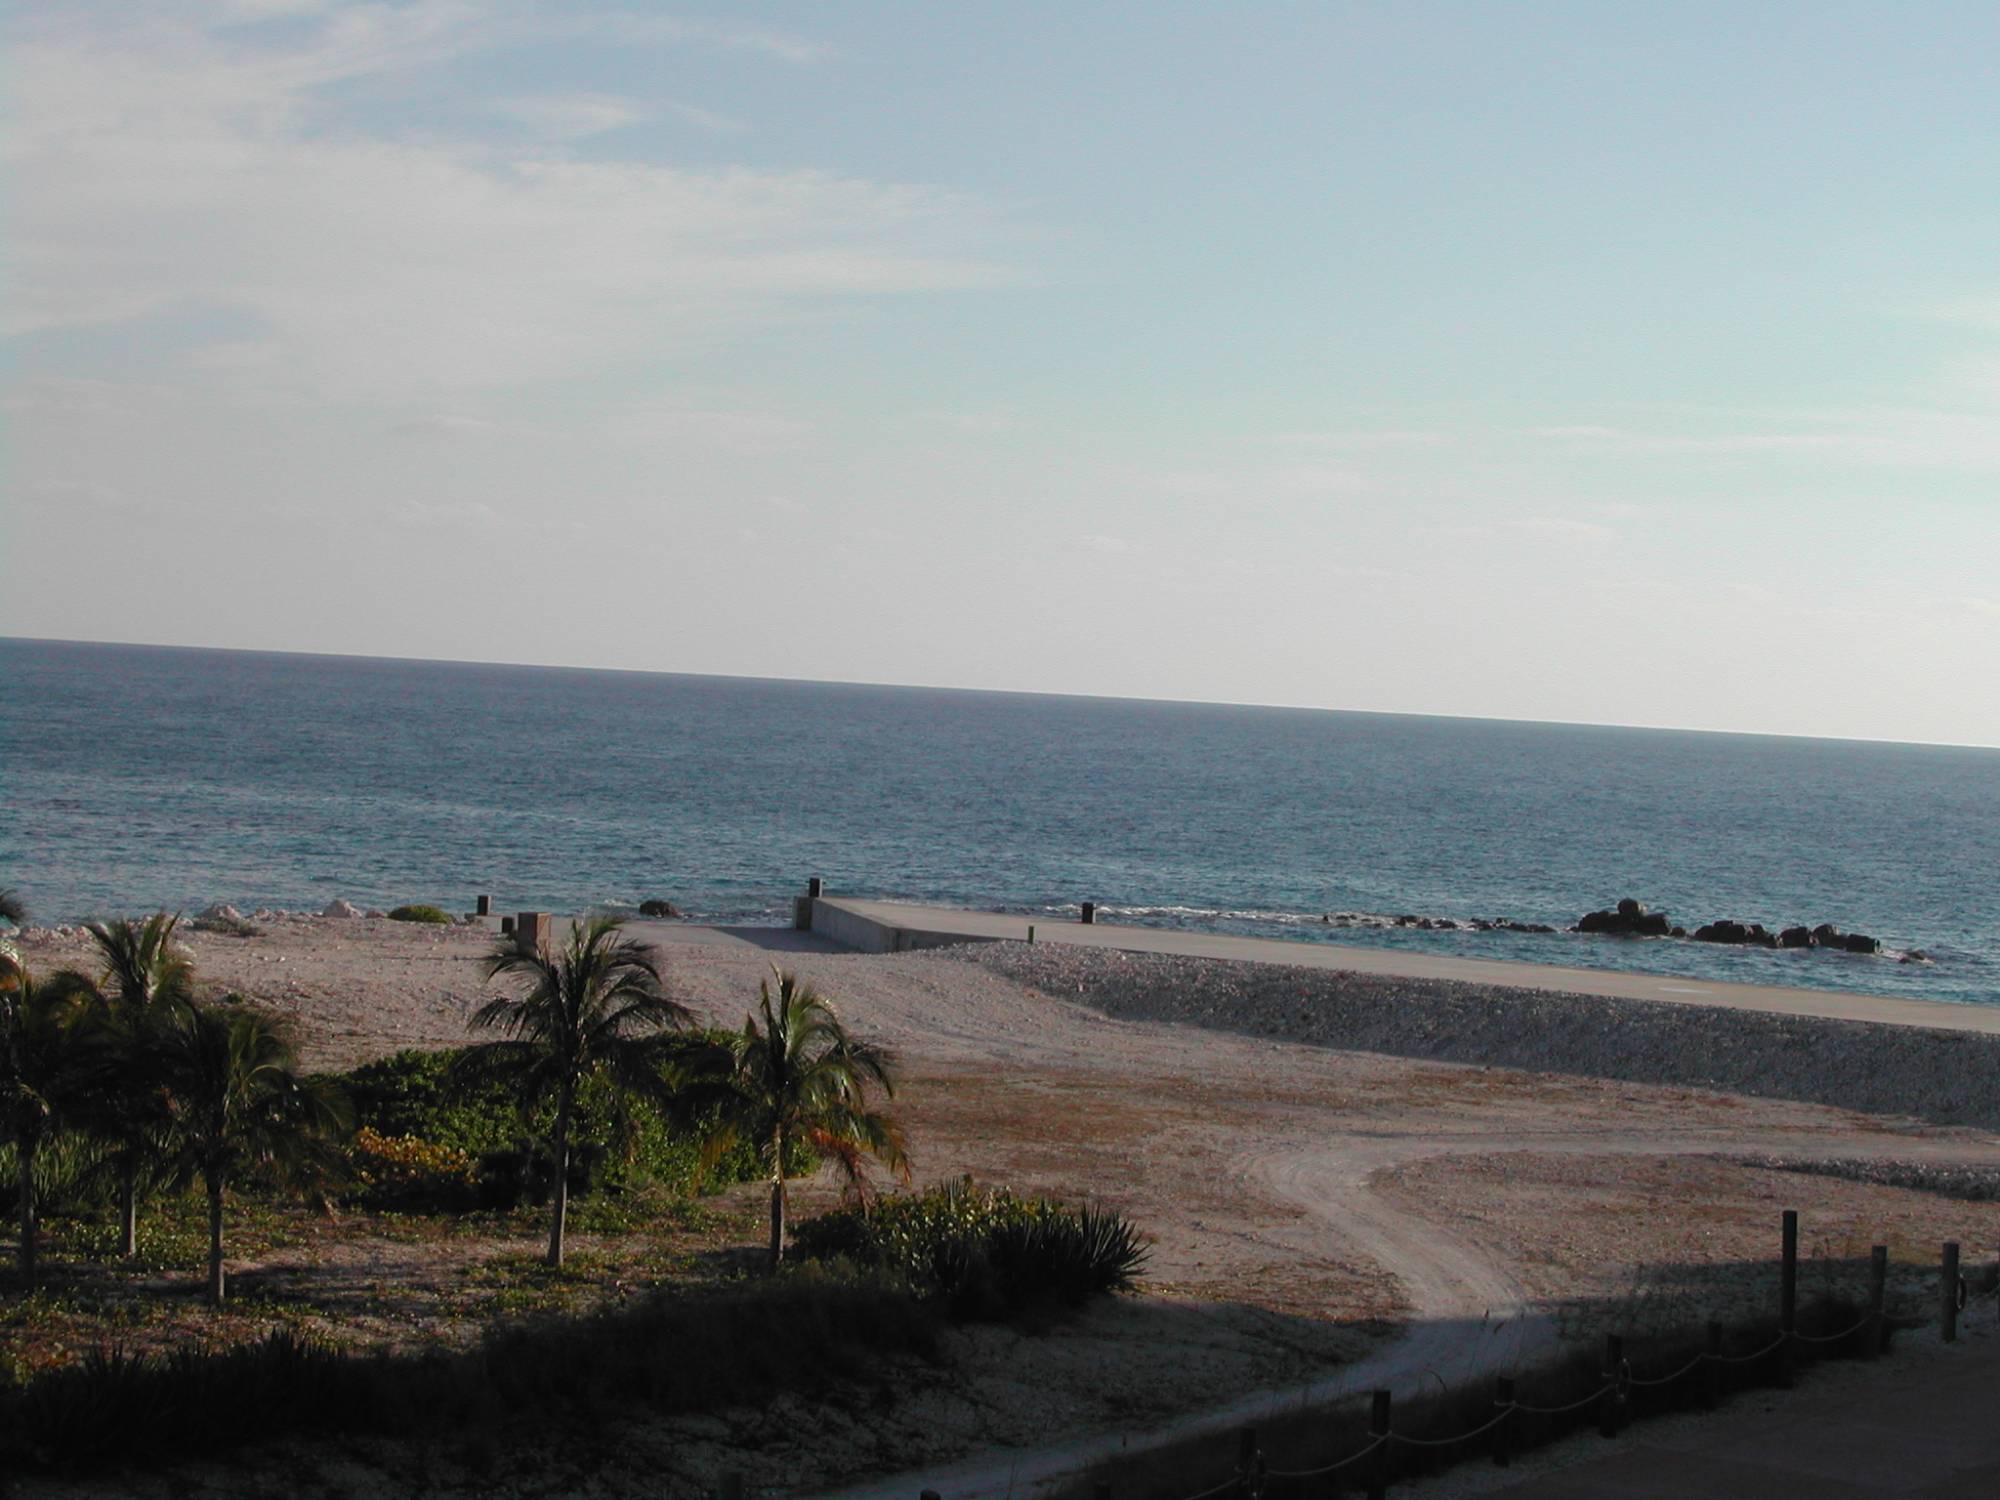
[[1483, 1334, 2000, 1498], [810, 898, 2000, 1035]]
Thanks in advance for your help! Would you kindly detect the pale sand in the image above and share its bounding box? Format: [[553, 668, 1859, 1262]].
[[11, 915, 2000, 1500]]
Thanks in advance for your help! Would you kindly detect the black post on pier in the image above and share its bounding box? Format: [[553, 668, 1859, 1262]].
[[1080, 901, 1096, 925], [475, 894, 492, 917]]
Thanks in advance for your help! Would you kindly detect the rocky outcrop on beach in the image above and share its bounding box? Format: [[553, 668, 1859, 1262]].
[[958, 942, 2000, 1129], [322, 898, 364, 919]]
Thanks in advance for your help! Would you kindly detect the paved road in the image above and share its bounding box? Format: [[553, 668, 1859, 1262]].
[[817, 898, 2000, 1034]]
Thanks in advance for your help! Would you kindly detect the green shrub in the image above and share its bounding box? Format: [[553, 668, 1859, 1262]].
[[387, 904, 453, 925], [794, 1177, 1148, 1320], [328, 1043, 782, 1208], [348, 1127, 478, 1212]]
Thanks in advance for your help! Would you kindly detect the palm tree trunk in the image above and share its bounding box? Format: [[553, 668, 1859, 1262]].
[[205, 1169, 226, 1308], [546, 1084, 572, 1268], [119, 1155, 138, 1258], [16, 1137, 37, 1291], [768, 1126, 787, 1268]]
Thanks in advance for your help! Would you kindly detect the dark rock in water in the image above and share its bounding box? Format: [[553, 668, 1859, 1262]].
[[1747, 924, 1778, 948], [638, 899, 683, 919], [1577, 901, 1673, 937], [1904, 949, 1932, 964], [1695, 920, 1751, 945], [1812, 923, 1842, 946], [1780, 926, 1814, 949], [1843, 932, 1881, 955], [1670, 926, 1687, 938]]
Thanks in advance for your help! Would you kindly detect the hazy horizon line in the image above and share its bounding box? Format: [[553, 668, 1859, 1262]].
[[8, 631, 1997, 755]]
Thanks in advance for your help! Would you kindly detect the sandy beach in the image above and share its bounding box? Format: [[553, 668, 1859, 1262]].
[[10, 913, 2000, 1498]]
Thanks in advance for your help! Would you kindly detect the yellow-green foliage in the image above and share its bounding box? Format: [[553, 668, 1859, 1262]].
[[349, 1127, 475, 1208], [387, 905, 453, 925]]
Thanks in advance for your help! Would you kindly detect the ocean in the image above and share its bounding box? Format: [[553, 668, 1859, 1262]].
[[3, 637, 1996, 1006]]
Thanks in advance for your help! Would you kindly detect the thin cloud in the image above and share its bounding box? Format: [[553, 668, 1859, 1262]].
[[5, 8, 1022, 397]]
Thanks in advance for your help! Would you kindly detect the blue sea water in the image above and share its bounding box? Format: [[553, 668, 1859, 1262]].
[[2, 637, 1997, 1006]]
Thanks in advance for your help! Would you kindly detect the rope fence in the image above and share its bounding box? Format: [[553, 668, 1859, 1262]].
[[874, 1214, 1993, 1500]]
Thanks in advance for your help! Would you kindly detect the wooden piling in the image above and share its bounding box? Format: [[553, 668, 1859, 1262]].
[[1080, 901, 1096, 925], [1366, 1390, 1392, 1500], [1493, 1376, 1515, 1467], [1867, 1245, 1888, 1358], [1942, 1241, 1961, 1343], [1599, 1334, 1623, 1437], [1777, 1209, 1798, 1387], [474, 894, 491, 916], [1235, 1427, 1257, 1498]]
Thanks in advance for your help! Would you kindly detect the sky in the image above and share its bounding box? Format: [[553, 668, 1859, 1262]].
[[4, 2, 1999, 746]]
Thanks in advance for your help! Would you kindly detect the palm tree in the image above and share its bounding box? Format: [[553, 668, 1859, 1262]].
[[1, 963, 89, 1289], [703, 968, 908, 1268], [460, 916, 690, 1267], [154, 1000, 349, 1307], [67, 914, 196, 1256]]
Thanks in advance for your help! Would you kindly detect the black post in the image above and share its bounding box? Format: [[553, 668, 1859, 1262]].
[[1493, 1376, 1515, 1467], [808, 877, 823, 899], [1235, 1427, 1257, 1499], [1366, 1390, 1392, 1500], [1779, 1209, 1798, 1332], [1703, 1321, 1723, 1409], [1778, 1209, 1798, 1387], [1599, 1334, 1623, 1437], [1943, 1241, 1961, 1343], [475, 894, 491, 916], [1080, 901, 1096, 925], [1868, 1244, 1888, 1358]]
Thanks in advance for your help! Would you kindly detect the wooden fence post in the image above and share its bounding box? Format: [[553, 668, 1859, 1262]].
[[1599, 1334, 1624, 1437], [1081, 901, 1097, 925], [1867, 1244, 1888, 1358], [1703, 1320, 1722, 1409], [1493, 1376, 1515, 1467], [1942, 1241, 1961, 1343], [1777, 1209, 1798, 1387], [1366, 1389, 1392, 1500]]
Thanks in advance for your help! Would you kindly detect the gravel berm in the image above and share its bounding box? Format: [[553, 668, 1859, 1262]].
[[951, 942, 2000, 1129]]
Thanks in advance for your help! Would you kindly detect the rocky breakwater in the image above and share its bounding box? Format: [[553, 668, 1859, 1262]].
[[1570, 896, 1916, 963], [959, 943, 2000, 1128]]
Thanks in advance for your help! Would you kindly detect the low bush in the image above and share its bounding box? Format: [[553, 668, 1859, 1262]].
[[794, 1177, 1148, 1320], [329, 1044, 784, 1208], [0, 1269, 939, 1473], [387, 904, 453, 925], [347, 1127, 478, 1212], [638, 899, 682, 918]]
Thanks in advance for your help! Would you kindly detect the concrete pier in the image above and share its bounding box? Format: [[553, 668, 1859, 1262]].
[[803, 896, 2000, 1036]]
